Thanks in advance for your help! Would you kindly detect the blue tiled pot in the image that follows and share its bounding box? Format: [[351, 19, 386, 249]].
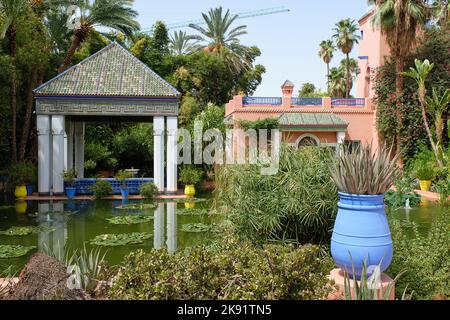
[[331, 192, 393, 279], [65, 187, 76, 200]]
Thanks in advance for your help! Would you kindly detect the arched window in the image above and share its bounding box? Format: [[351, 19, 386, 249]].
[[295, 134, 320, 148]]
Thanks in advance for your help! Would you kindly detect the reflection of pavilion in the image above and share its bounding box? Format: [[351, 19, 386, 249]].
[[37, 201, 179, 259], [37, 202, 68, 259], [154, 202, 177, 253]]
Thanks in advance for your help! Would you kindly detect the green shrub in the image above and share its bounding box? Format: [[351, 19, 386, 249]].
[[8, 160, 37, 189], [140, 182, 159, 200], [90, 180, 113, 199], [62, 168, 77, 187], [213, 145, 338, 244], [179, 165, 203, 185], [388, 209, 450, 300], [115, 169, 133, 188], [107, 235, 333, 300]]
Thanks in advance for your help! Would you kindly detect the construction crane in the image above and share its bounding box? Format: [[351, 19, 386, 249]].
[[142, 6, 290, 32]]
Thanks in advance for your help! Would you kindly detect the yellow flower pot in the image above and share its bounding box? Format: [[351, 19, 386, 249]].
[[419, 180, 432, 192], [184, 184, 196, 197], [14, 185, 27, 200], [15, 201, 27, 214]]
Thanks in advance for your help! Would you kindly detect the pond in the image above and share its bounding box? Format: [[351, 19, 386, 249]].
[[390, 200, 446, 236], [0, 196, 220, 274]]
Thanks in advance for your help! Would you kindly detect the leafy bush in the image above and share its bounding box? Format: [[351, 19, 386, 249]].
[[8, 160, 37, 188], [213, 145, 338, 244], [115, 170, 133, 188], [239, 118, 279, 131], [90, 180, 113, 199], [412, 159, 436, 181], [107, 236, 333, 300], [385, 174, 421, 209], [179, 165, 203, 185], [140, 182, 159, 200], [388, 209, 450, 299]]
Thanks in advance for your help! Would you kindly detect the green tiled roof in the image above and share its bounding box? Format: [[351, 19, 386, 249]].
[[278, 113, 348, 130], [34, 42, 180, 98]]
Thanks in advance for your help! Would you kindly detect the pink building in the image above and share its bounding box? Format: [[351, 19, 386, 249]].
[[225, 7, 389, 151]]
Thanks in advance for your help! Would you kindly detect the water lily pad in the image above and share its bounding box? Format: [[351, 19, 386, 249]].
[[160, 197, 208, 204], [115, 203, 157, 211], [180, 223, 213, 233], [177, 208, 209, 215], [0, 226, 56, 236], [107, 215, 154, 225], [89, 232, 152, 247], [0, 245, 36, 258], [0, 205, 14, 211]]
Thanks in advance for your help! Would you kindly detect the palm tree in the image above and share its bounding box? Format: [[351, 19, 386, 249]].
[[318, 40, 335, 92], [169, 30, 202, 55], [0, 0, 30, 164], [58, 0, 140, 72], [333, 18, 360, 98], [328, 67, 347, 98], [369, 0, 429, 159], [403, 59, 443, 168], [339, 57, 360, 93], [189, 7, 252, 71], [426, 87, 450, 164]]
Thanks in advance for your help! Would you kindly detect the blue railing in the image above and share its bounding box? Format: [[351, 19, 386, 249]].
[[72, 178, 154, 195], [331, 98, 366, 107], [243, 97, 282, 106], [292, 97, 323, 106]]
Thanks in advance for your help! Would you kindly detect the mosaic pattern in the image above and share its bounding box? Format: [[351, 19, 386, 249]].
[[34, 42, 180, 98]]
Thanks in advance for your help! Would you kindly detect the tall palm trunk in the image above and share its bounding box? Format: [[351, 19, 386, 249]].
[[345, 53, 351, 98], [326, 63, 330, 93], [59, 34, 82, 73], [8, 25, 18, 165], [18, 68, 38, 161]]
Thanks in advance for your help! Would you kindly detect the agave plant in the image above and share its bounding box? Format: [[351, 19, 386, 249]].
[[330, 143, 398, 195], [343, 256, 411, 300]]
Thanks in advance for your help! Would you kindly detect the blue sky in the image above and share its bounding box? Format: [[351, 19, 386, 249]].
[[133, 0, 370, 96]]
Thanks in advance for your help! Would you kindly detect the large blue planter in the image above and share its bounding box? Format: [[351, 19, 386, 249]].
[[120, 187, 129, 200], [65, 187, 76, 200], [331, 192, 393, 279]]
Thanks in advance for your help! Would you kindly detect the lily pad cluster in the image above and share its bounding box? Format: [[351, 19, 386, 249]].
[[0, 226, 56, 236], [89, 232, 152, 247], [162, 197, 208, 204], [115, 203, 157, 211], [180, 223, 214, 233], [107, 215, 154, 225], [0, 245, 36, 259], [177, 208, 209, 216]]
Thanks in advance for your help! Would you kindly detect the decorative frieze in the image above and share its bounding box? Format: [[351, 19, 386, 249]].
[[36, 99, 179, 116]]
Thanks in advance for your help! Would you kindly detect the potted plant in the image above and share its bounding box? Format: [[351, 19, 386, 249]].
[[413, 160, 435, 191], [115, 169, 133, 200], [179, 166, 203, 197], [9, 161, 36, 200], [62, 168, 78, 200], [329, 144, 398, 279]]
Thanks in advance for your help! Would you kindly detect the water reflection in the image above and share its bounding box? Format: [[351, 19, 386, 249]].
[[166, 202, 177, 253], [37, 202, 67, 259], [36, 201, 180, 258]]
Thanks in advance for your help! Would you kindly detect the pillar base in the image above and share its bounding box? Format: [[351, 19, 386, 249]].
[[327, 268, 395, 300]]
